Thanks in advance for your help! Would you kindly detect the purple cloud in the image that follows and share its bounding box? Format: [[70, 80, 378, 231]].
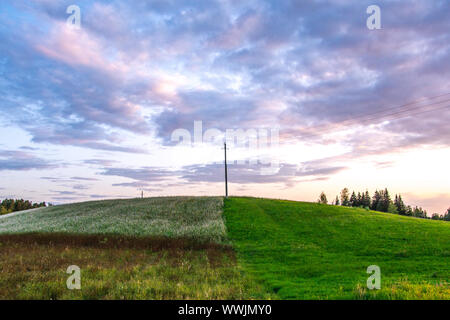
[[1, 0, 449, 155], [0, 150, 56, 171], [0, 1, 449, 213]]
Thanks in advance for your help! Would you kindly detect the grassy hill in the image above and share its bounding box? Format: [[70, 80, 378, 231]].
[[0, 196, 448, 299], [224, 197, 450, 299], [0, 197, 269, 299], [0, 197, 226, 242]]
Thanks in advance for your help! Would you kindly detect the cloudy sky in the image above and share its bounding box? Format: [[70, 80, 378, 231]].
[[0, 0, 449, 214]]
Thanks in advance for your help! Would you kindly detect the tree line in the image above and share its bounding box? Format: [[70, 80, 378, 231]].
[[0, 198, 50, 215], [317, 189, 450, 221]]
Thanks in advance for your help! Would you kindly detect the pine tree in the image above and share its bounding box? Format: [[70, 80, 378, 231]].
[[356, 192, 362, 207], [382, 188, 391, 212], [394, 194, 406, 215], [340, 188, 350, 206], [334, 196, 340, 206], [350, 192, 357, 207], [373, 188, 392, 212], [363, 190, 371, 208], [371, 190, 380, 211]]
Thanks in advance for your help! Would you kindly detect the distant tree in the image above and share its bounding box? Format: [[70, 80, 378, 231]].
[[0, 206, 8, 215], [369, 188, 392, 213], [350, 192, 357, 207], [356, 192, 362, 207], [340, 188, 350, 206], [380, 188, 391, 212], [394, 194, 407, 215], [318, 192, 328, 204], [327, 188, 444, 221], [0, 198, 46, 215], [334, 195, 340, 206], [388, 202, 398, 214], [2, 199, 14, 211], [412, 206, 427, 219], [362, 190, 371, 208], [431, 213, 442, 220], [371, 190, 380, 211], [442, 208, 450, 221], [422, 207, 428, 219], [405, 205, 413, 216]]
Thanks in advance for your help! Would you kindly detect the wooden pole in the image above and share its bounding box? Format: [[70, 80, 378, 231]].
[[224, 142, 228, 198]]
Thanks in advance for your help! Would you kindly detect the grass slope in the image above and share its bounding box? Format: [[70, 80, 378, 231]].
[[0, 197, 226, 243], [1, 196, 449, 299], [0, 196, 270, 299], [223, 197, 450, 299]]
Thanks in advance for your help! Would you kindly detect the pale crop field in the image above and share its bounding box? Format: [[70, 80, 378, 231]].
[[0, 196, 274, 299], [0, 197, 227, 243]]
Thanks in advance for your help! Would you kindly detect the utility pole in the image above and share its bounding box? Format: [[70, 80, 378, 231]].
[[224, 142, 228, 198]]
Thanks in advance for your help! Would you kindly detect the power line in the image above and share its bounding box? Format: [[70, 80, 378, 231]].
[[327, 95, 450, 127], [300, 94, 450, 133], [287, 93, 450, 140], [298, 103, 450, 140], [326, 98, 450, 131], [352, 99, 450, 124], [364, 103, 450, 125], [296, 104, 450, 140]]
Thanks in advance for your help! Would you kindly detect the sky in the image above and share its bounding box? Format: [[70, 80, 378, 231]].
[[0, 0, 449, 214]]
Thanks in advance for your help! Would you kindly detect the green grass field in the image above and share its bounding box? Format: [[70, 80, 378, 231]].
[[224, 197, 450, 299], [0, 196, 448, 299]]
